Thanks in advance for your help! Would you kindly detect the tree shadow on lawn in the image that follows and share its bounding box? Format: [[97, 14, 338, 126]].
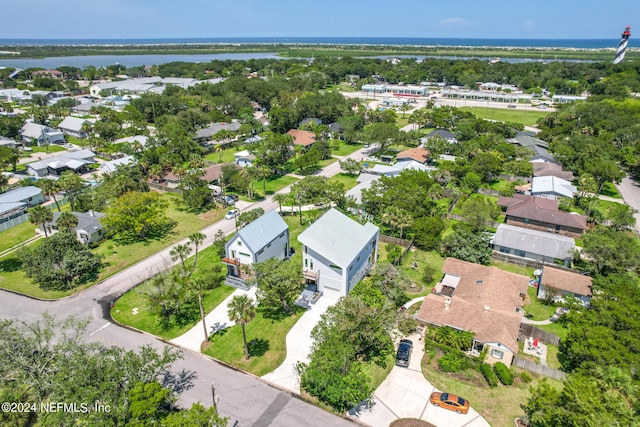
[[249, 338, 270, 357], [0, 256, 22, 272], [258, 305, 305, 322]]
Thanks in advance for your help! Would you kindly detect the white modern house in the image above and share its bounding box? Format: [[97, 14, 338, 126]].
[[297, 208, 379, 299], [222, 209, 290, 289]]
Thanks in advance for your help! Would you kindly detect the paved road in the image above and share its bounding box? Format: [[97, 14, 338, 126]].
[[0, 147, 369, 427], [615, 175, 640, 235]]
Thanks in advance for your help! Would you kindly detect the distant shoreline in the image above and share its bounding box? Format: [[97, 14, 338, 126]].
[[0, 38, 636, 62]]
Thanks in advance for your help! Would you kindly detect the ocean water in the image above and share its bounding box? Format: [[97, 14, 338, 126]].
[[1, 37, 638, 49]]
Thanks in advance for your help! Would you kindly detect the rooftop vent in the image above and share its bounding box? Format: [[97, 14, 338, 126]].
[[476, 280, 484, 284]]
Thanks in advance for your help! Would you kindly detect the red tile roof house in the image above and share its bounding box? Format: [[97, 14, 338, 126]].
[[286, 129, 316, 149], [396, 147, 430, 164], [416, 258, 529, 366], [537, 266, 593, 306], [498, 194, 587, 238]]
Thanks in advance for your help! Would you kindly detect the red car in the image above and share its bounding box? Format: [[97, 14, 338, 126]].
[[429, 392, 470, 414]]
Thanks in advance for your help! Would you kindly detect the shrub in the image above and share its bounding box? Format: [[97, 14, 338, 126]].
[[519, 371, 532, 383], [480, 363, 498, 387], [493, 362, 514, 385], [437, 351, 471, 373]]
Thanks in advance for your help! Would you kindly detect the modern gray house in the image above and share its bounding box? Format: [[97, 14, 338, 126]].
[[492, 224, 575, 267], [26, 149, 96, 177], [222, 210, 290, 289], [297, 208, 379, 299]]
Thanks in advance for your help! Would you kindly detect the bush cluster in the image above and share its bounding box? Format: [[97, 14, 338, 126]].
[[480, 363, 498, 387], [519, 371, 532, 383], [493, 362, 514, 385], [437, 351, 471, 373]]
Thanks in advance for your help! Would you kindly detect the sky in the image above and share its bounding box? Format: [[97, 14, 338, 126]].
[[2, 0, 639, 40]]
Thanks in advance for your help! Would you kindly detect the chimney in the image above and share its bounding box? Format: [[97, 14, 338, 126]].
[[484, 305, 490, 312]]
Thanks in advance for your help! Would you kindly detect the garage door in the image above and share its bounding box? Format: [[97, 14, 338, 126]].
[[321, 286, 342, 300]]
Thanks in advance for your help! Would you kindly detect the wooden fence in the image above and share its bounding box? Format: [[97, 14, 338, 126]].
[[519, 323, 561, 347], [148, 182, 182, 194], [512, 356, 567, 381], [379, 235, 412, 247]]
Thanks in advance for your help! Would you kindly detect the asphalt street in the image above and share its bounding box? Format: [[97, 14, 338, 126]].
[[0, 147, 368, 427]]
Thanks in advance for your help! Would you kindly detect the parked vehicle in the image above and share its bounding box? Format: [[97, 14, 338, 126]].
[[225, 194, 239, 204], [507, 104, 517, 108], [429, 392, 470, 414], [225, 209, 239, 220], [395, 339, 413, 367]]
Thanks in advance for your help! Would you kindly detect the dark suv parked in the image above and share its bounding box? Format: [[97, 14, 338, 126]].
[[395, 339, 413, 367]]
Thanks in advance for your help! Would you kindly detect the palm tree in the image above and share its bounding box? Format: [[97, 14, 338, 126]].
[[382, 206, 401, 236], [191, 276, 210, 343], [170, 243, 193, 279], [188, 232, 206, 276], [56, 212, 78, 232], [214, 144, 224, 162], [273, 193, 288, 214], [58, 171, 84, 211], [227, 295, 256, 360], [39, 179, 62, 212], [396, 210, 414, 241], [29, 205, 53, 237]]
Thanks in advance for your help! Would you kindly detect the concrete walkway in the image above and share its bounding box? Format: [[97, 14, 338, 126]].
[[170, 287, 257, 352], [350, 331, 490, 427], [262, 296, 337, 393], [521, 317, 553, 325]]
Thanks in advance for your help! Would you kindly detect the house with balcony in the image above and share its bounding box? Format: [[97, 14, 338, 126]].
[[221, 209, 289, 289], [297, 208, 379, 299], [416, 258, 529, 366]]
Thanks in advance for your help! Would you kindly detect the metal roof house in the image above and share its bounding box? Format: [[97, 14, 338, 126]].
[[57, 117, 93, 139], [19, 123, 65, 146], [222, 210, 290, 289], [26, 149, 96, 177], [492, 224, 575, 267], [42, 210, 106, 244], [531, 176, 577, 199], [297, 208, 379, 299], [0, 186, 45, 229]]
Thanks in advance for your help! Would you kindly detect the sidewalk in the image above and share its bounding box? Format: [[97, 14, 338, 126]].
[[261, 296, 336, 393], [170, 287, 257, 352]]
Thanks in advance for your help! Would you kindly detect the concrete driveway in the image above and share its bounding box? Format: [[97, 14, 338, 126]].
[[351, 333, 489, 427]]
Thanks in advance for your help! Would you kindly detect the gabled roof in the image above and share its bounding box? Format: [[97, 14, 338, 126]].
[[233, 210, 288, 253], [195, 122, 241, 139], [49, 210, 105, 234], [287, 129, 316, 147], [300, 117, 322, 126], [396, 147, 430, 164], [531, 176, 576, 198], [0, 186, 41, 203], [58, 117, 91, 133], [20, 123, 56, 139], [533, 162, 574, 180], [541, 266, 592, 297], [499, 194, 586, 230], [493, 224, 575, 260], [100, 156, 136, 174], [298, 208, 379, 268], [425, 129, 456, 140], [416, 258, 529, 354], [27, 149, 95, 172]]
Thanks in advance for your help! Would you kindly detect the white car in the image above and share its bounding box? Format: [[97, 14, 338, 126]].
[[225, 209, 239, 220]]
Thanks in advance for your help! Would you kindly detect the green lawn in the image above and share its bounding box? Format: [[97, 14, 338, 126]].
[[363, 352, 396, 390], [0, 221, 37, 253], [421, 354, 563, 427], [0, 193, 227, 299], [327, 173, 359, 190], [318, 157, 338, 168], [600, 182, 621, 198], [535, 321, 569, 341], [459, 106, 550, 126], [203, 306, 305, 376], [254, 175, 299, 198], [523, 286, 555, 321], [330, 140, 362, 157], [204, 146, 239, 164], [30, 145, 66, 153], [112, 282, 235, 340]]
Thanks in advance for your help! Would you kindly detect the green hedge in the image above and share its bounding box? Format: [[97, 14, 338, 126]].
[[493, 362, 514, 385], [480, 363, 498, 387]]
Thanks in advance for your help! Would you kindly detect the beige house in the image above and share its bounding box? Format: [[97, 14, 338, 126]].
[[416, 258, 529, 366]]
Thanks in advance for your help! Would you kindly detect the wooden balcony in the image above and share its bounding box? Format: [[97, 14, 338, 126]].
[[303, 269, 320, 281]]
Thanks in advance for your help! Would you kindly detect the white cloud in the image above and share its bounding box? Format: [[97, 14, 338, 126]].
[[439, 17, 467, 26]]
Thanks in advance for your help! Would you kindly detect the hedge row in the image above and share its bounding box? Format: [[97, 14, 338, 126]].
[[493, 362, 514, 385], [480, 363, 498, 387]]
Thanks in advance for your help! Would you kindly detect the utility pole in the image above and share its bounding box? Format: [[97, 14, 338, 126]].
[[211, 381, 218, 410]]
